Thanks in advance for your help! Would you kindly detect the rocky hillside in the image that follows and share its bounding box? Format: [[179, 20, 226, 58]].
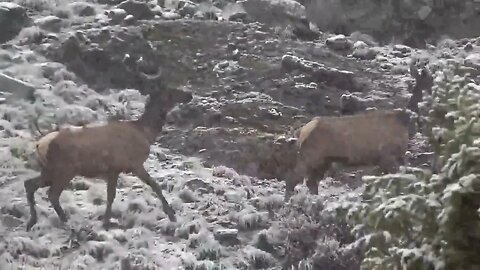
[[0, 0, 479, 269]]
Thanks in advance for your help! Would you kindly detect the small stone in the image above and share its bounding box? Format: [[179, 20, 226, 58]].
[[464, 42, 473, 51], [34, 15, 63, 32], [185, 178, 214, 194], [124, 14, 136, 24], [106, 8, 128, 23], [117, 0, 155, 20], [224, 190, 242, 203], [228, 12, 248, 22], [1, 215, 23, 228], [465, 53, 480, 69], [340, 93, 368, 115], [351, 41, 377, 60], [69, 2, 96, 16], [162, 11, 181, 20], [151, 5, 162, 15], [393, 44, 412, 53], [98, 0, 124, 4], [178, 0, 197, 17], [325, 34, 352, 51], [214, 228, 240, 245], [465, 53, 480, 75]]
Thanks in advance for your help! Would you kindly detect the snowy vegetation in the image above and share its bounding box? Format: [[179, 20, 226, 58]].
[[336, 60, 480, 269]]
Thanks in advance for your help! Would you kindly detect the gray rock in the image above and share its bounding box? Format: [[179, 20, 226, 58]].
[[281, 54, 358, 91], [0, 72, 35, 102], [185, 178, 214, 194], [34, 16, 63, 32], [326, 34, 352, 51], [305, 0, 480, 47], [117, 0, 155, 20], [151, 5, 163, 15], [1, 215, 23, 228], [54, 105, 98, 126], [0, 2, 30, 43], [124, 14, 136, 25], [98, 0, 124, 4], [214, 228, 240, 245], [224, 190, 243, 203], [393, 44, 412, 54], [106, 8, 128, 23], [68, 2, 96, 17], [465, 53, 480, 71], [464, 42, 473, 51], [162, 11, 181, 20], [339, 93, 368, 114], [351, 41, 377, 60], [178, 0, 198, 17], [241, 0, 306, 26], [228, 12, 249, 22]]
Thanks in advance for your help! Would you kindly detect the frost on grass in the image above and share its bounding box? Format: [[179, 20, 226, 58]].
[[233, 208, 270, 231], [175, 218, 204, 239], [178, 187, 199, 203], [212, 165, 251, 186], [16, 26, 46, 45], [243, 245, 275, 269]]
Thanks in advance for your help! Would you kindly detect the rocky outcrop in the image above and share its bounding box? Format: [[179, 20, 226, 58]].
[[0, 2, 30, 43], [304, 0, 480, 48]]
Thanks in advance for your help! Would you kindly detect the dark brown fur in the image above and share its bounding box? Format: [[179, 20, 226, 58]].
[[284, 109, 410, 200], [407, 61, 434, 113], [24, 88, 192, 231]]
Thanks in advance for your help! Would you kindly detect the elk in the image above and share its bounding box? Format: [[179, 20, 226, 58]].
[[284, 109, 410, 200], [24, 87, 193, 231], [406, 60, 434, 114]]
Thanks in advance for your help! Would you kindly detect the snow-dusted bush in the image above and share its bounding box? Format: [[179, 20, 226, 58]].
[[340, 60, 480, 269]]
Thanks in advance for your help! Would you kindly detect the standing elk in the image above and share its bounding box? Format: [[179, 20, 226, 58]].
[[284, 109, 410, 200], [24, 87, 192, 231]]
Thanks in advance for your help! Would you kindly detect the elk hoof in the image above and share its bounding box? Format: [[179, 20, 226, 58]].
[[26, 219, 37, 232], [103, 221, 111, 231]]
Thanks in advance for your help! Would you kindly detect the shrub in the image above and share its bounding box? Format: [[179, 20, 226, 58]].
[[338, 60, 480, 269]]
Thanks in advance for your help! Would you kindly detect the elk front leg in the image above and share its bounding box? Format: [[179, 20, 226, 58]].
[[134, 167, 176, 222], [103, 173, 119, 230], [285, 162, 306, 201]]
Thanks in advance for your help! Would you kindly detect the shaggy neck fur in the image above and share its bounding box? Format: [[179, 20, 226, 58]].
[[133, 102, 170, 143]]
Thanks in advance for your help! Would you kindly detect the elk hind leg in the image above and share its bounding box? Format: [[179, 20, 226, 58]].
[[47, 173, 72, 223], [25, 175, 46, 231]]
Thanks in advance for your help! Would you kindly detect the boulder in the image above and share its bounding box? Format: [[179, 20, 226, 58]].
[[325, 34, 352, 51], [214, 228, 240, 246], [117, 0, 155, 20], [0, 2, 30, 43], [305, 0, 480, 47], [34, 16, 63, 32], [281, 54, 358, 91], [0, 72, 35, 103], [241, 0, 306, 27], [351, 41, 377, 60], [68, 2, 96, 16]]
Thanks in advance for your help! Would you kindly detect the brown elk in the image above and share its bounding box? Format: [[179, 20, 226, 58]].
[[284, 109, 410, 200], [24, 87, 192, 231]]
